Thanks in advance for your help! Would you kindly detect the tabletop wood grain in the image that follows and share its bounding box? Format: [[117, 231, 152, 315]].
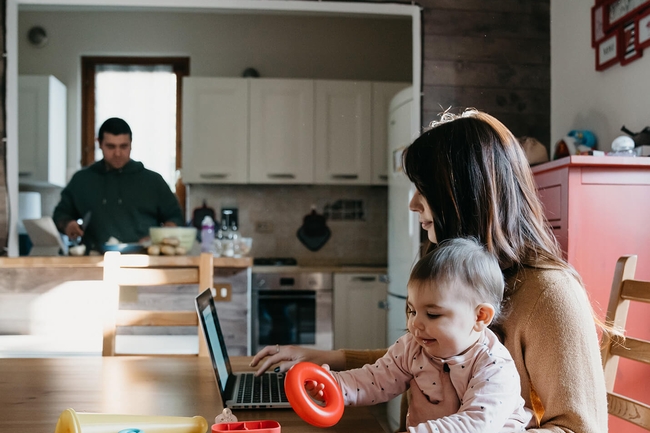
[[0, 356, 387, 433]]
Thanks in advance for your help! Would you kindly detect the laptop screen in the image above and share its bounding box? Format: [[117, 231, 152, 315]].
[[196, 289, 232, 396]]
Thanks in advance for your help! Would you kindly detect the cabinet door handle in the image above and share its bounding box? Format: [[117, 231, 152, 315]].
[[330, 174, 358, 180], [200, 173, 228, 179], [267, 173, 296, 179], [379, 275, 389, 283], [352, 276, 377, 282], [18, 172, 32, 177], [378, 175, 388, 181], [378, 300, 387, 310]]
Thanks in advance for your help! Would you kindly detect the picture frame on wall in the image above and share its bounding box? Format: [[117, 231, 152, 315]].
[[619, 20, 643, 64], [596, 33, 620, 70], [636, 7, 650, 50], [603, 0, 650, 31], [592, 3, 607, 47]]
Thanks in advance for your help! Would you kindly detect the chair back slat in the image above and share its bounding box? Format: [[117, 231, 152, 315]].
[[102, 251, 214, 356], [601, 255, 650, 431], [116, 311, 198, 327], [621, 280, 650, 304], [609, 336, 650, 364], [607, 393, 650, 431], [116, 268, 200, 286]]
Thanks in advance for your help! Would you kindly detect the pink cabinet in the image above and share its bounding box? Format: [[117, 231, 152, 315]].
[[533, 156, 650, 433]]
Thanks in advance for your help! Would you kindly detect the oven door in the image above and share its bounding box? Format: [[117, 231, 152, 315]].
[[252, 289, 332, 354]]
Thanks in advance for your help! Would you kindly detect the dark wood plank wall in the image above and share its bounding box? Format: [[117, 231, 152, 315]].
[[417, 0, 551, 145], [1, 0, 7, 255], [0, 1, 551, 253]]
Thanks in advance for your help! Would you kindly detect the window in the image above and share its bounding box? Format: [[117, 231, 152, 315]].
[[81, 56, 190, 190]]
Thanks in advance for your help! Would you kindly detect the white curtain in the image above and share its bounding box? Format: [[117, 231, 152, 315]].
[[95, 64, 177, 188]]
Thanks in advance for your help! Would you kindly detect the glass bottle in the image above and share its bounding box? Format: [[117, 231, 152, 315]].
[[200, 216, 215, 253]]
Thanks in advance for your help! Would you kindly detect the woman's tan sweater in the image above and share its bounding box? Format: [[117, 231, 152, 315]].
[[343, 267, 608, 433]]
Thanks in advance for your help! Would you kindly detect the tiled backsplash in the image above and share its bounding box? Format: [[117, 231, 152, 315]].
[[187, 184, 388, 266]]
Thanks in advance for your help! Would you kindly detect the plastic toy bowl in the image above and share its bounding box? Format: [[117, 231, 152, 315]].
[[212, 420, 280, 433], [149, 227, 197, 250]]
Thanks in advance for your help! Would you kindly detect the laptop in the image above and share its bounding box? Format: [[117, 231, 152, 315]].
[[195, 288, 291, 409]]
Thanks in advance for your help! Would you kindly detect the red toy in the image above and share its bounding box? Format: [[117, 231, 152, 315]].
[[284, 362, 344, 428]]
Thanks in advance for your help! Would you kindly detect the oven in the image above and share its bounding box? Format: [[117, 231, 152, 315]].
[[251, 270, 333, 355]]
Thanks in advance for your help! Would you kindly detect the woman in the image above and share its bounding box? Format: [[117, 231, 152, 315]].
[[251, 109, 608, 432]]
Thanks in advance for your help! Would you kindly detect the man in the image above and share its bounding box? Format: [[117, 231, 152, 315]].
[[53, 117, 184, 252]]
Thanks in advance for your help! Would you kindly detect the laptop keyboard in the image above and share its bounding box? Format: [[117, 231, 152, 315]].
[[236, 372, 288, 404]]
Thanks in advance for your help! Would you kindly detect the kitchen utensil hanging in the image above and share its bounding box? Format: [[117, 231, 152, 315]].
[[297, 207, 331, 252]]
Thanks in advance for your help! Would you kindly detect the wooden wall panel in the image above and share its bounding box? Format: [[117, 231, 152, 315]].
[[418, 0, 551, 146], [423, 35, 550, 64], [422, 60, 549, 89], [0, 0, 7, 255]]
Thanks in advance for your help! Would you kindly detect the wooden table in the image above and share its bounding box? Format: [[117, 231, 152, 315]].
[[0, 356, 387, 433]]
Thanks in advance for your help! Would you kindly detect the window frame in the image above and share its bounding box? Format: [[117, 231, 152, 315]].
[[80, 56, 190, 168]]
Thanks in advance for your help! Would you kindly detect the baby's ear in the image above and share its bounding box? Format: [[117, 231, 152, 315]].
[[474, 303, 495, 331]]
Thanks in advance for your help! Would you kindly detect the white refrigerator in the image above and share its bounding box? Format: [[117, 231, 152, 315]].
[[386, 86, 421, 431]]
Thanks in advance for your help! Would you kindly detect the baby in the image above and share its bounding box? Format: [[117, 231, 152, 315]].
[[314, 237, 533, 432]]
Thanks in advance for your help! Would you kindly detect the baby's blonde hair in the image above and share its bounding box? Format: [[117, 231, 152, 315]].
[[408, 237, 504, 319]]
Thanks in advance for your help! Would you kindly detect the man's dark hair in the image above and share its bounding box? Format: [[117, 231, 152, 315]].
[[98, 117, 132, 142]]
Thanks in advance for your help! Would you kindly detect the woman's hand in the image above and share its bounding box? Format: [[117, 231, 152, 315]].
[[249, 345, 346, 376]]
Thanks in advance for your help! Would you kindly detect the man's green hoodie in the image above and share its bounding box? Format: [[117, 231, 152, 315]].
[[53, 159, 184, 251]]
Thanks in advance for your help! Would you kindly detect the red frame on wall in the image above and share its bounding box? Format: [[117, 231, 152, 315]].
[[619, 19, 643, 64], [592, 3, 607, 47], [603, 0, 650, 31], [593, 0, 650, 70], [596, 33, 620, 70], [636, 6, 650, 50]]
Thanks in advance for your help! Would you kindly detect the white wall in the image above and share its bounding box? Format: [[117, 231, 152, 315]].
[[18, 10, 411, 177], [551, 1, 650, 151]]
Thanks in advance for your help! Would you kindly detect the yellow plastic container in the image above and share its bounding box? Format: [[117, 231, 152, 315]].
[[54, 408, 208, 433]]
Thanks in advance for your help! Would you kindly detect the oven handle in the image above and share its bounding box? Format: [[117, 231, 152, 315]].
[[257, 294, 316, 300]]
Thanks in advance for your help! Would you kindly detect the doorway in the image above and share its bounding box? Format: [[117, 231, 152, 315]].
[[81, 56, 190, 190]]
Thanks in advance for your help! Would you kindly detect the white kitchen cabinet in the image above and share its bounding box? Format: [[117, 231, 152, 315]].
[[314, 81, 372, 185], [182, 77, 248, 184], [249, 79, 314, 184], [18, 75, 67, 187], [371, 82, 411, 185], [333, 273, 387, 350]]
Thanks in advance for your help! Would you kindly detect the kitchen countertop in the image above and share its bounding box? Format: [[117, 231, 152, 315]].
[[0, 254, 252, 268], [252, 264, 387, 273]]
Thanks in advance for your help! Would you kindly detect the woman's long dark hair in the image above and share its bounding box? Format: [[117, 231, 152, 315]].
[[402, 109, 579, 293]]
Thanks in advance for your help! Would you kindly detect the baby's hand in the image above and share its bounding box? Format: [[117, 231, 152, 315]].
[[303, 364, 333, 403], [304, 379, 326, 402]]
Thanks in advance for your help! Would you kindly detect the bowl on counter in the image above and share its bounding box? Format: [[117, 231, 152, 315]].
[[214, 237, 253, 257], [149, 226, 197, 251], [100, 242, 146, 254], [235, 237, 253, 257]]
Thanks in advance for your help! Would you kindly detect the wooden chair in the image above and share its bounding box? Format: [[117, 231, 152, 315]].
[[601, 255, 650, 431], [102, 251, 214, 357]]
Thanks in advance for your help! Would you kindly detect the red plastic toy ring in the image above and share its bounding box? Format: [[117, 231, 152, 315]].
[[284, 362, 344, 428]]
